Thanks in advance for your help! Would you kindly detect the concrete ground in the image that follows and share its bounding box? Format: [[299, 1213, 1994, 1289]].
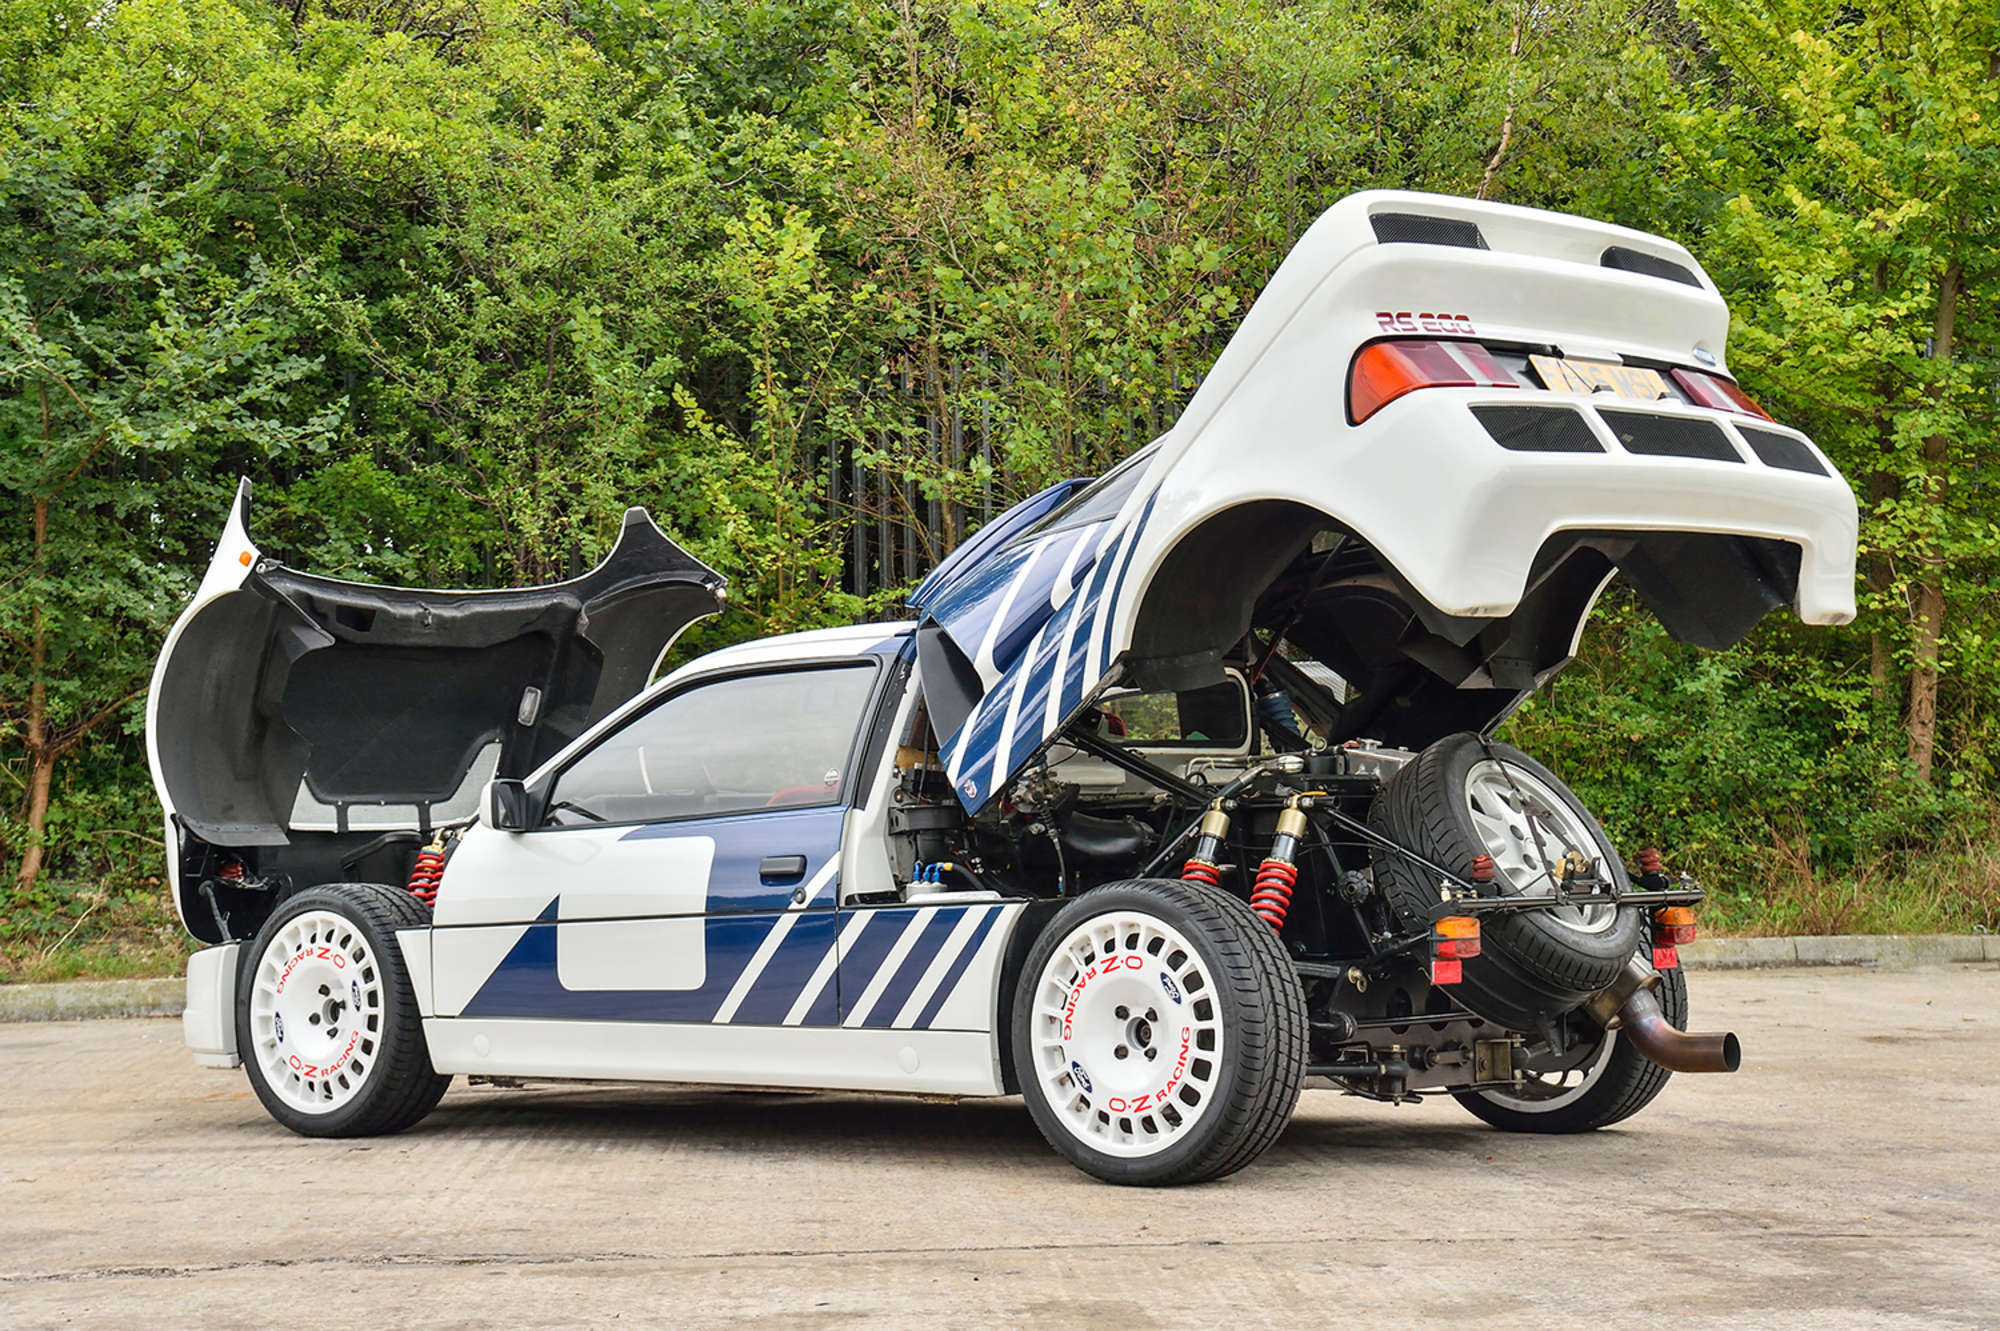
[[3, 966, 1994, 1329]]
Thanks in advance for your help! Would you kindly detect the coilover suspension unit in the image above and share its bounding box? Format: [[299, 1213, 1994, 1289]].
[[1180, 804, 1232, 888], [1249, 798, 1308, 932], [407, 834, 452, 907]]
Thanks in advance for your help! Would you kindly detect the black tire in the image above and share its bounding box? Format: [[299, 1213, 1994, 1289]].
[[1370, 733, 1644, 1029], [235, 883, 450, 1137], [1011, 878, 1307, 1186], [1453, 964, 1688, 1133]]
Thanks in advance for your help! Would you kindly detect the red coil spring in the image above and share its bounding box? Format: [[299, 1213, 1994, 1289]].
[[1248, 859, 1298, 931], [1181, 858, 1223, 889], [1636, 846, 1664, 876], [407, 846, 446, 908]]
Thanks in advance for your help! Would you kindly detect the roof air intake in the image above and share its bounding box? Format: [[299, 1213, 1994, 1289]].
[[1601, 246, 1701, 288], [1370, 212, 1489, 250]]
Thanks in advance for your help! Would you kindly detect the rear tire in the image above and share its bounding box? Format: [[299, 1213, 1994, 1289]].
[[1012, 879, 1307, 1186], [236, 883, 450, 1138], [1453, 964, 1689, 1133]]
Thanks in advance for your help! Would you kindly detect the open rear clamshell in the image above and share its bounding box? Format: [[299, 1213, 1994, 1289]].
[[149, 481, 727, 849]]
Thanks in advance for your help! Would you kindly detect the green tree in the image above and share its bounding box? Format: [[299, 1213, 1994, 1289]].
[[0, 141, 331, 893], [1666, 0, 2000, 785]]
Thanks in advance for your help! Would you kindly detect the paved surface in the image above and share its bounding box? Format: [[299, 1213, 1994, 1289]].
[[4, 967, 1995, 1329], [9, 937, 1994, 1024]]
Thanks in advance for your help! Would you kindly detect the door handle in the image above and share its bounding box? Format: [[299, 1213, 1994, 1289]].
[[759, 855, 808, 884]]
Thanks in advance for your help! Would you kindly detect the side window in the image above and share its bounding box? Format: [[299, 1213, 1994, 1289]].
[[544, 663, 878, 827]]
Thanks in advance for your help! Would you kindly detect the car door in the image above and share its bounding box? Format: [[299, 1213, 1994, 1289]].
[[434, 659, 884, 1030]]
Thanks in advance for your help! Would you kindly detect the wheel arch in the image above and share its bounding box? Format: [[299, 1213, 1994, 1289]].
[[1119, 497, 1802, 752]]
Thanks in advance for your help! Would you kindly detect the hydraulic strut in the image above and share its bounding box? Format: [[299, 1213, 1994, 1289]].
[[407, 836, 448, 907], [1180, 805, 1232, 889], [1249, 798, 1308, 932]]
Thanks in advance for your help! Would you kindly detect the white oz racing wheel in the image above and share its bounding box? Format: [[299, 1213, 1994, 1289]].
[[1013, 879, 1306, 1186], [236, 884, 450, 1137], [249, 908, 382, 1113]]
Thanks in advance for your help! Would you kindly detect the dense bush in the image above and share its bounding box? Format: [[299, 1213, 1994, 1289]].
[[3, 0, 1996, 975]]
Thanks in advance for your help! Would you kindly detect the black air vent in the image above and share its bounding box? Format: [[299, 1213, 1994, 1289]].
[[1371, 212, 1489, 250], [1472, 405, 1603, 453], [1598, 409, 1742, 462], [1601, 245, 1701, 288], [1737, 426, 1828, 476]]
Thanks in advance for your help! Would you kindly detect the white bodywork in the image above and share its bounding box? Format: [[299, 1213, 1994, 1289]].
[[146, 485, 258, 934], [923, 191, 1859, 809], [1112, 190, 1853, 632]]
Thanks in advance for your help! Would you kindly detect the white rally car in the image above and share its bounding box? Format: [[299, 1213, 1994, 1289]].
[[154, 191, 1857, 1185]]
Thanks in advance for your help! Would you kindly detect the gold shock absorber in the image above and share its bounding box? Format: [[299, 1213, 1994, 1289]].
[[1249, 798, 1309, 932], [1180, 804, 1232, 888]]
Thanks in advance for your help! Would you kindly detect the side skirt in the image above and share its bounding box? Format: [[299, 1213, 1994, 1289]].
[[422, 1018, 1009, 1097]]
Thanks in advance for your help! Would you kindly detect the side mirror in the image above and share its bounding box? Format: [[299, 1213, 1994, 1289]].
[[484, 778, 540, 831]]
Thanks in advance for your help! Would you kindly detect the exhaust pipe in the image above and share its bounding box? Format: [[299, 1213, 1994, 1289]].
[[1615, 983, 1741, 1073], [1584, 957, 1741, 1074]]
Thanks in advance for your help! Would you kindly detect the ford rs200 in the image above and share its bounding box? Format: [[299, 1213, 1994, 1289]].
[[154, 191, 1856, 1185]]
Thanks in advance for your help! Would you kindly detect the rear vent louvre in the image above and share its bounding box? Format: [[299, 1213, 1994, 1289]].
[[1598, 410, 1741, 462], [1737, 426, 1828, 476], [1472, 405, 1603, 454], [1601, 246, 1701, 288], [1371, 212, 1489, 250]]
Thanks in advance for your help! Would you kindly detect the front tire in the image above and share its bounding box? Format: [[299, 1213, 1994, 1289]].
[[1011, 879, 1307, 1186], [236, 883, 450, 1137], [1454, 964, 1689, 1133]]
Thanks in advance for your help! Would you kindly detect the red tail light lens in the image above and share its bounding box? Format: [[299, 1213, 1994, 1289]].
[[1350, 340, 1516, 423], [1671, 368, 1771, 420], [1433, 915, 1482, 960], [1654, 905, 1698, 946]]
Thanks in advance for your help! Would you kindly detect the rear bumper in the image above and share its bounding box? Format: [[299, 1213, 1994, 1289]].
[[183, 944, 242, 1069], [1251, 389, 1857, 627]]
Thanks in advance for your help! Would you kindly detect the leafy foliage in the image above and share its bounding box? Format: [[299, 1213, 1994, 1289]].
[[3, 0, 1997, 967]]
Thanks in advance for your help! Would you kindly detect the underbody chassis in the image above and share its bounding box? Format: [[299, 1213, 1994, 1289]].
[[1006, 720, 1738, 1108]]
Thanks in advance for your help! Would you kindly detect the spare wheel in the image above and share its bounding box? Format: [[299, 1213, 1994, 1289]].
[[1368, 732, 1644, 1029]]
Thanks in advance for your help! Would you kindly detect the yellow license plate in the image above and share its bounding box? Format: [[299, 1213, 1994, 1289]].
[[1530, 355, 1668, 402]]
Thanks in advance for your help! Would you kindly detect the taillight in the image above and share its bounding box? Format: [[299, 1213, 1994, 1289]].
[[1654, 905, 1698, 947], [1671, 368, 1771, 420], [1350, 340, 1516, 423], [1433, 915, 1482, 960]]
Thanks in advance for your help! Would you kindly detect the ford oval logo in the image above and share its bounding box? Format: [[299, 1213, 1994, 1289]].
[[1070, 1060, 1092, 1094], [1160, 971, 1182, 1004]]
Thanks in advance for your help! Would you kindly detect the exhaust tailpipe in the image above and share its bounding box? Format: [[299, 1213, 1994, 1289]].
[[1615, 983, 1741, 1073], [1584, 956, 1741, 1074]]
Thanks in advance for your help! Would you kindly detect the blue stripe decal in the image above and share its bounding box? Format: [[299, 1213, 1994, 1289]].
[[860, 908, 968, 1028], [1092, 492, 1159, 679], [794, 967, 840, 1027], [729, 920, 840, 1026], [937, 494, 1155, 812], [911, 906, 1003, 1031], [618, 807, 846, 914], [460, 901, 841, 1024], [835, 909, 917, 1021], [461, 807, 848, 1022]]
